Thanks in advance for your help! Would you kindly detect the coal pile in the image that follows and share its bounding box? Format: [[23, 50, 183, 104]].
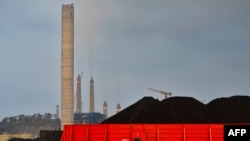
[[8, 131, 62, 141], [39, 130, 62, 141], [102, 95, 250, 123], [9, 139, 38, 141], [161, 97, 209, 123], [207, 95, 250, 123]]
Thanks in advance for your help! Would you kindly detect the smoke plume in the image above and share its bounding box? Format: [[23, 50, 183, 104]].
[[76, 0, 107, 76]]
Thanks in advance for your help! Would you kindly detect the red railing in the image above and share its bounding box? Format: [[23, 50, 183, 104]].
[[61, 124, 224, 141]]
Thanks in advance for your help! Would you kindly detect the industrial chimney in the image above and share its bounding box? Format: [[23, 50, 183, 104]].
[[61, 4, 74, 129], [55, 105, 59, 119], [89, 77, 95, 112], [75, 73, 82, 113], [116, 103, 121, 113], [103, 101, 108, 118]]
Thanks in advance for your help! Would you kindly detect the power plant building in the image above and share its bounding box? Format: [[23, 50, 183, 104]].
[[74, 113, 106, 124], [61, 4, 74, 129]]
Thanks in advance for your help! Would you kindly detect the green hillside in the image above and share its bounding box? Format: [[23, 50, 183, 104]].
[[0, 113, 60, 136]]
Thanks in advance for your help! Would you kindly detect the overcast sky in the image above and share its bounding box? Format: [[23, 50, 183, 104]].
[[0, 0, 250, 120]]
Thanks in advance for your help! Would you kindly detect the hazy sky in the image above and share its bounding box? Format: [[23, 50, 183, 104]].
[[0, 0, 250, 120]]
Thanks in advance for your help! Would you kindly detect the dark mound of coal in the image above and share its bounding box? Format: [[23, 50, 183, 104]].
[[9, 138, 37, 141], [161, 97, 209, 123], [102, 95, 250, 123], [102, 97, 162, 123], [207, 95, 250, 123], [8, 131, 62, 141], [39, 130, 62, 141]]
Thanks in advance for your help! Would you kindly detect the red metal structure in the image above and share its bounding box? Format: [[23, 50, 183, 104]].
[[60, 124, 224, 141]]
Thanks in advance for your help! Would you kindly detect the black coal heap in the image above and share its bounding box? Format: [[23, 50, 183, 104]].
[[102, 95, 250, 123]]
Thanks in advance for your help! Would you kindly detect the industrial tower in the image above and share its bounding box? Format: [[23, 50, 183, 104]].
[[89, 77, 95, 112], [75, 73, 83, 113], [55, 105, 59, 119], [61, 4, 74, 129], [116, 103, 121, 113], [103, 101, 108, 118]]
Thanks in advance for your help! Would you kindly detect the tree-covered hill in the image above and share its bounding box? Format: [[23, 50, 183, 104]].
[[0, 113, 60, 136]]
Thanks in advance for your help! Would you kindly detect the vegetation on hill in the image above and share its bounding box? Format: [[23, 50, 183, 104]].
[[0, 113, 60, 136]]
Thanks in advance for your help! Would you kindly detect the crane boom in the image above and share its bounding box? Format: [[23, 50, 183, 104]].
[[148, 87, 172, 99]]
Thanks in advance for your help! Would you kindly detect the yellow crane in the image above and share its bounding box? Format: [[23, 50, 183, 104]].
[[148, 87, 172, 99]]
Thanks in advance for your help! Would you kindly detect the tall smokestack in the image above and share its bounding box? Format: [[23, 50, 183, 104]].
[[55, 105, 59, 119], [103, 101, 108, 118], [89, 77, 95, 112], [75, 73, 82, 113], [116, 103, 121, 113], [61, 4, 74, 129]]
